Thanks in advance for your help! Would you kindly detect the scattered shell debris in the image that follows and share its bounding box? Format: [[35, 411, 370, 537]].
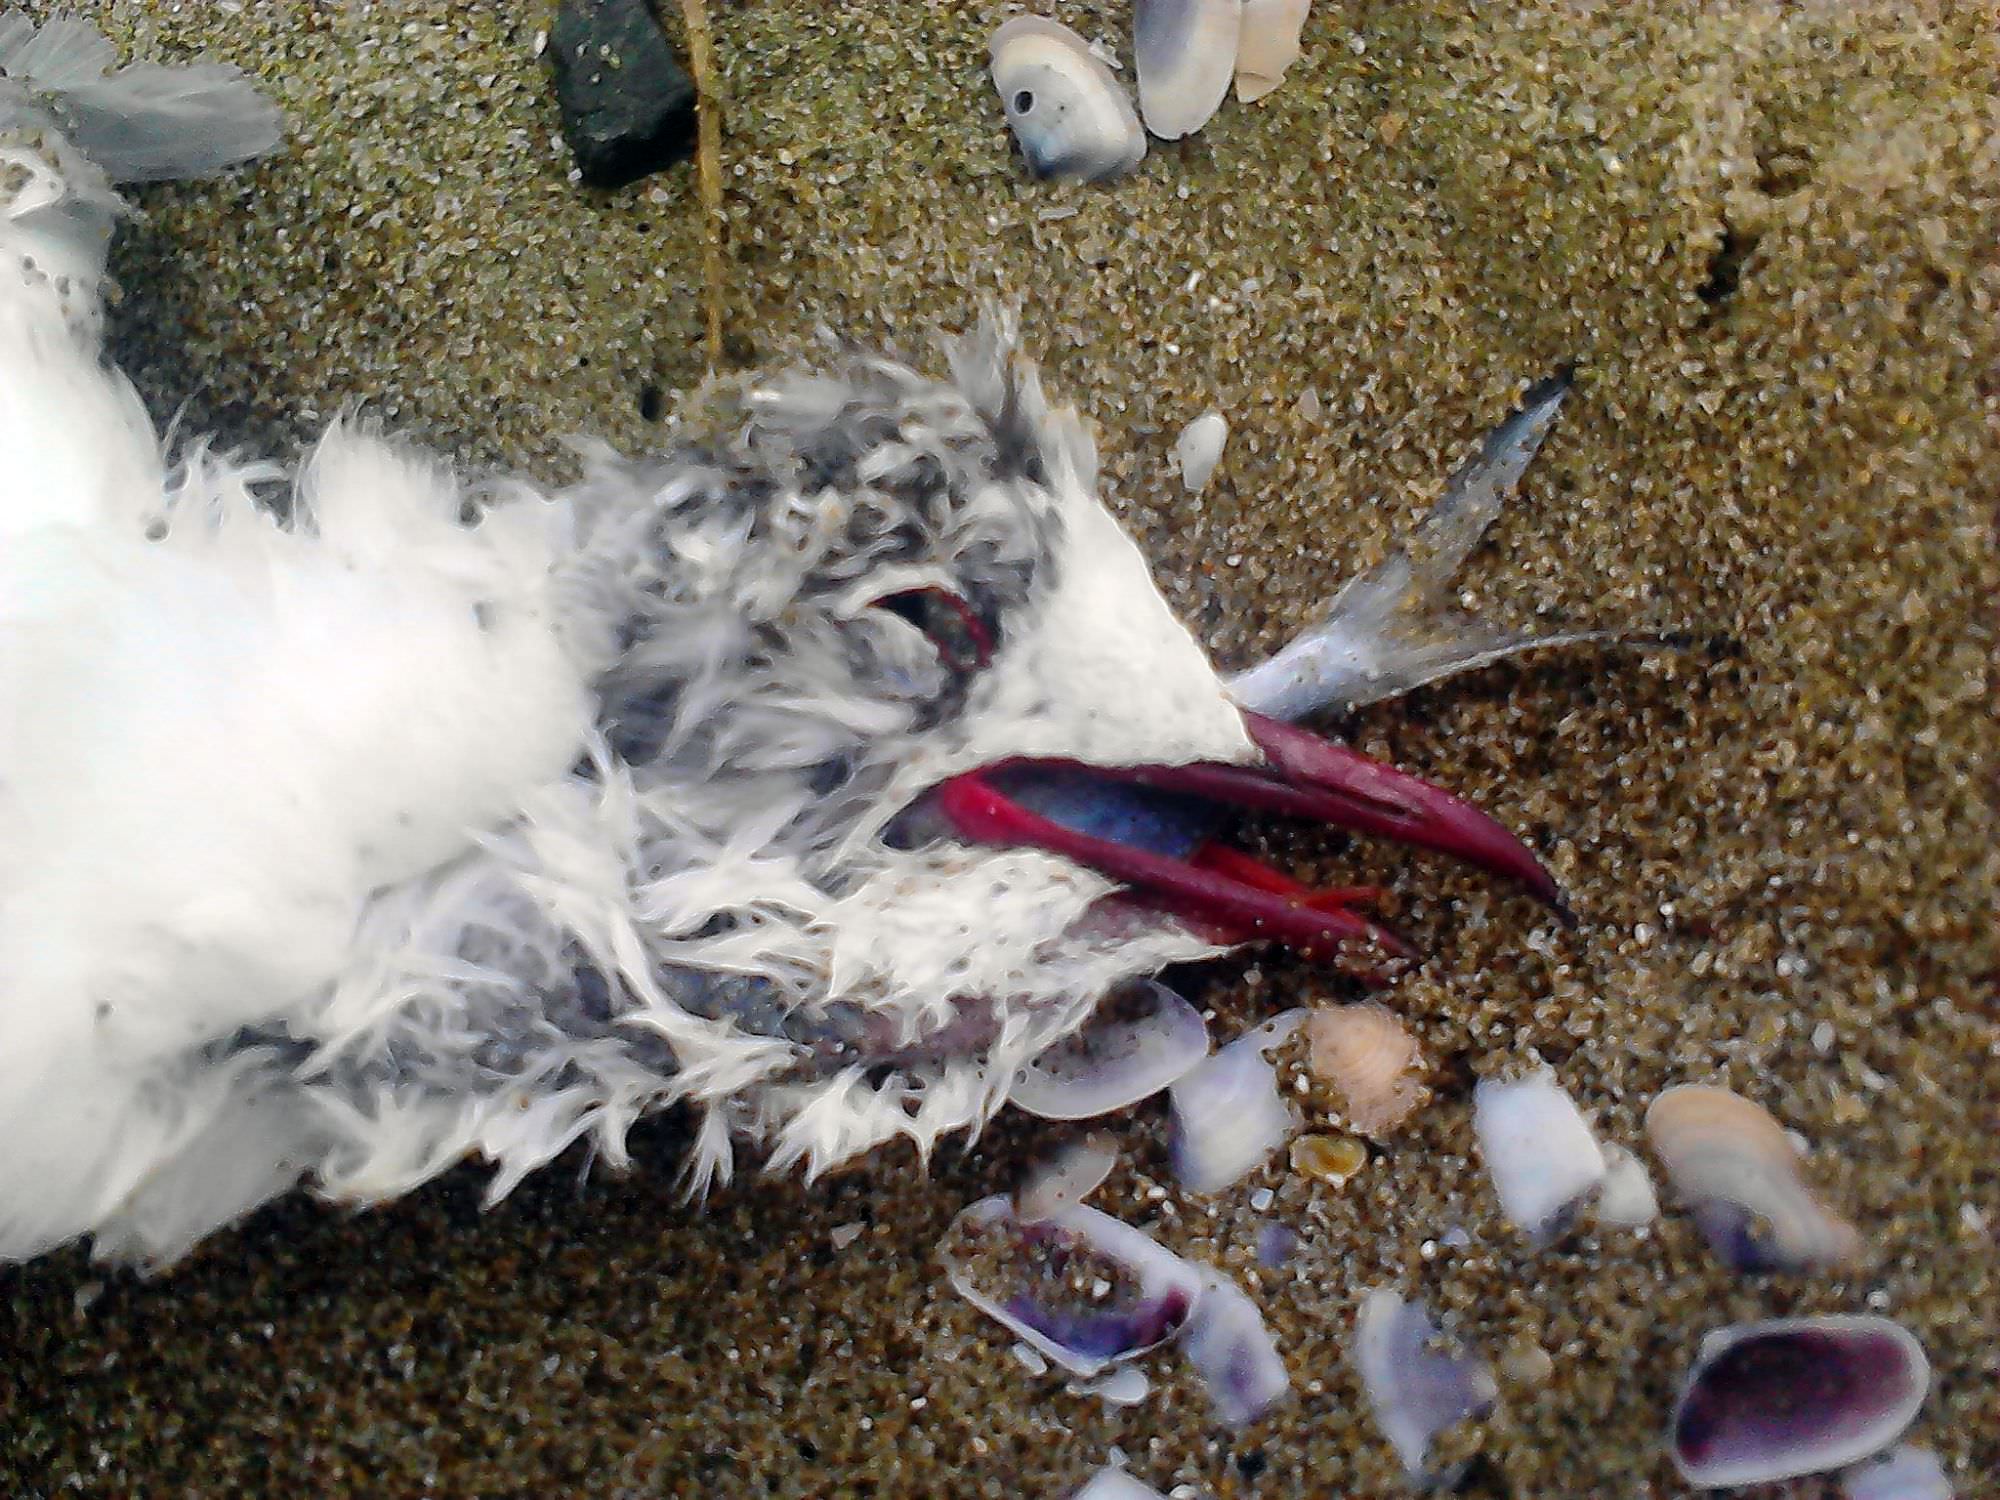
[[1842, 1445, 1955, 1500], [1075, 1364, 1152, 1408], [1172, 409, 1228, 495], [1168, 1010, 1304, 1193], [1471, 1065, 1607, 1242], [1593, 1143, 1660, 1228], [1011, 980, 1208, 1120], [1074, 1466, 1169, 1500], [941, 1195, 1202, 1378], [1180, 1269, 1291, 1426], [989, 17, 1146, 183], [1304, 1001, 1428, 1135], [1133, 0, 1241, 140], [1017, 1134, 1119, 1222], [1645, 1083, 1863, 1272], [1289, 1131, 1367, 1186], [1233, 0, 1311, 103], [1354, 1288, 1500, 1487], [1670, 1316, 1931, 1489]]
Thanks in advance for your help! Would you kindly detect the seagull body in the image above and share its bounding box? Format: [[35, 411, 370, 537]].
[[0, 17, 1576, 1269]]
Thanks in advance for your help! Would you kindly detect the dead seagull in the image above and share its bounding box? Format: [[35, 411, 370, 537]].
[[0, 15, 1591, 1269]]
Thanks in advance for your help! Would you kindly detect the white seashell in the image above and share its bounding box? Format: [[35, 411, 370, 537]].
[[1168, 1010, 1305, 1193], [1593, 1143, 1660, 1228], [1671, 1315, 1930, 1488], [943, 1194, 1203, 1377], [1173, 409, 1228, 494], [1075, 1363, 1152, 1407], [1305, 1001, 1427, 1135], [1645, 1084, 1862, 1272], [1234, 0, 1310, 103], [1016, 1133, 1118, 1221], [1011, 979, 1209, 1120], [989, 18, 1146, 183], [1134, 0, 1243, 140], [1355, 1288, 1499, 1483], [1075, 1467, 1170, 1500], [1180, 1269, 1290, 1425], [1472, 1066, 1606, 1241], [1842, 1445, 1954, 1500]]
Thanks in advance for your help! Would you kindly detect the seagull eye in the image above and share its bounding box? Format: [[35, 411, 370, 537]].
[[872, 587, 994, 675]]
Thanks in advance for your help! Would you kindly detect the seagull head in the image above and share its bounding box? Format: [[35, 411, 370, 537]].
[[550, 317, 1559, 1177]]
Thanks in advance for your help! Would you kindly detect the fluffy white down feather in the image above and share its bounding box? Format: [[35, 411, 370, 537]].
[[0, 16, 591, 1260]]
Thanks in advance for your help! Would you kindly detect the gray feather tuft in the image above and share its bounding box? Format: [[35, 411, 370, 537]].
[[0, 10, 280, 181]]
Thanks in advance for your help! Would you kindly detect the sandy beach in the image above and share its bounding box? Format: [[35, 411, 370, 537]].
[[2, 2, 1994, 1495]]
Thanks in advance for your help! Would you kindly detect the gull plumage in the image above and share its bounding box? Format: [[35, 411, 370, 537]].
[[0, 16, 1580, 1269]]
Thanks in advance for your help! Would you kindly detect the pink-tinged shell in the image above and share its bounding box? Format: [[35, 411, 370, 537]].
[[1645, 1084, 1862, 1272], [1305, 1002, 1428, 1135], [1355, 1288, 1499, 1484], [1234, 0, 1311, 103]]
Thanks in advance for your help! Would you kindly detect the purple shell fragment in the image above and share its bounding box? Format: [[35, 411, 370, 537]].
[[1012, 980, 1210, 1120], [1354, 1288, 1499, 1485], [1671, 1316, 1931, 1489], [1180, 1270, 1291, 1427], [942, 1195, 1202, 1378]]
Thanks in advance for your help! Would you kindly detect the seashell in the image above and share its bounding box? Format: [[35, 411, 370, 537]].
[[1017, 1133, 1118, 1221], [1305, 1001, 1428, 1135], [1842, 1445, 1954, 1500], [1355, 1288, 1500, 1485], [1180, 1268, 1290, 1426], [1075, 1363, 1152, 1407], [989, 18, 1146, 183], [1593, 1143, 1660, 1228], [1290, 1131, 1367, 1185], [1472, 1066, 1606, 1242], [1254, 1220, 1298, 1268], [1133, 0, 1243, 140], [1012, 979, 1208, 1120], [1173, 409, 1228, 494], [1168, 1009, 1306, 1193], [1645, 1083, 1862, 1272], [1234, 0, 1310, 103], [942, 1194, 1202, 1377], [1075, 1467, 1170, 1500], [1671, 1315, 1930, 1488]]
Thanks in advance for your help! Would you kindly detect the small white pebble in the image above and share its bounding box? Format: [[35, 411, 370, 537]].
[[1812, 1020, 1837, 1054], [1011, 1342, 1050, 1376], [1249, 1187, 1275, 1212], [829, 1221, 865, 1250], [1174, 411, 1229, 495]]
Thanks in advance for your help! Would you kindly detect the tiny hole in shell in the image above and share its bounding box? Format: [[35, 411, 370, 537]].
[[1013, 90, 1034, 113]]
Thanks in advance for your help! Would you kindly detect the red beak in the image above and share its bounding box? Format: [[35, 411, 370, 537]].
[[923, 710, 1564, 968]]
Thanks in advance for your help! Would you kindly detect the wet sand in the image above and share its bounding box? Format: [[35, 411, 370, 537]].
[[3, 2, 1995, 1495]]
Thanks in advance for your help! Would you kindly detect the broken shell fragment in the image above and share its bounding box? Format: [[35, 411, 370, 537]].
[[1842, 1445, 1953, 1500], [942, 1195, 1201, 1377], [1173, 409, 1228, 494], [1593, 1143, 1660, 1228], [1134, 0, 1242, 140], [989, 18, 1147, 183], [1645, 1084, 1862, 1272], [1670, 1315, 1930, 1489], [1234, 0, 1310, 103], [1305, 1002, 1428, 1135], [1472, 1066, 1606, 1241], [1168, 1010, 1306, 1193], [1355, 1288, 1500, 1485], [1017, 1134, 1118, 1222], [1181, 1269, 1290, 1426], [1075, 1468, 1169, 1500], [1012, 980, 1209, 1120]]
